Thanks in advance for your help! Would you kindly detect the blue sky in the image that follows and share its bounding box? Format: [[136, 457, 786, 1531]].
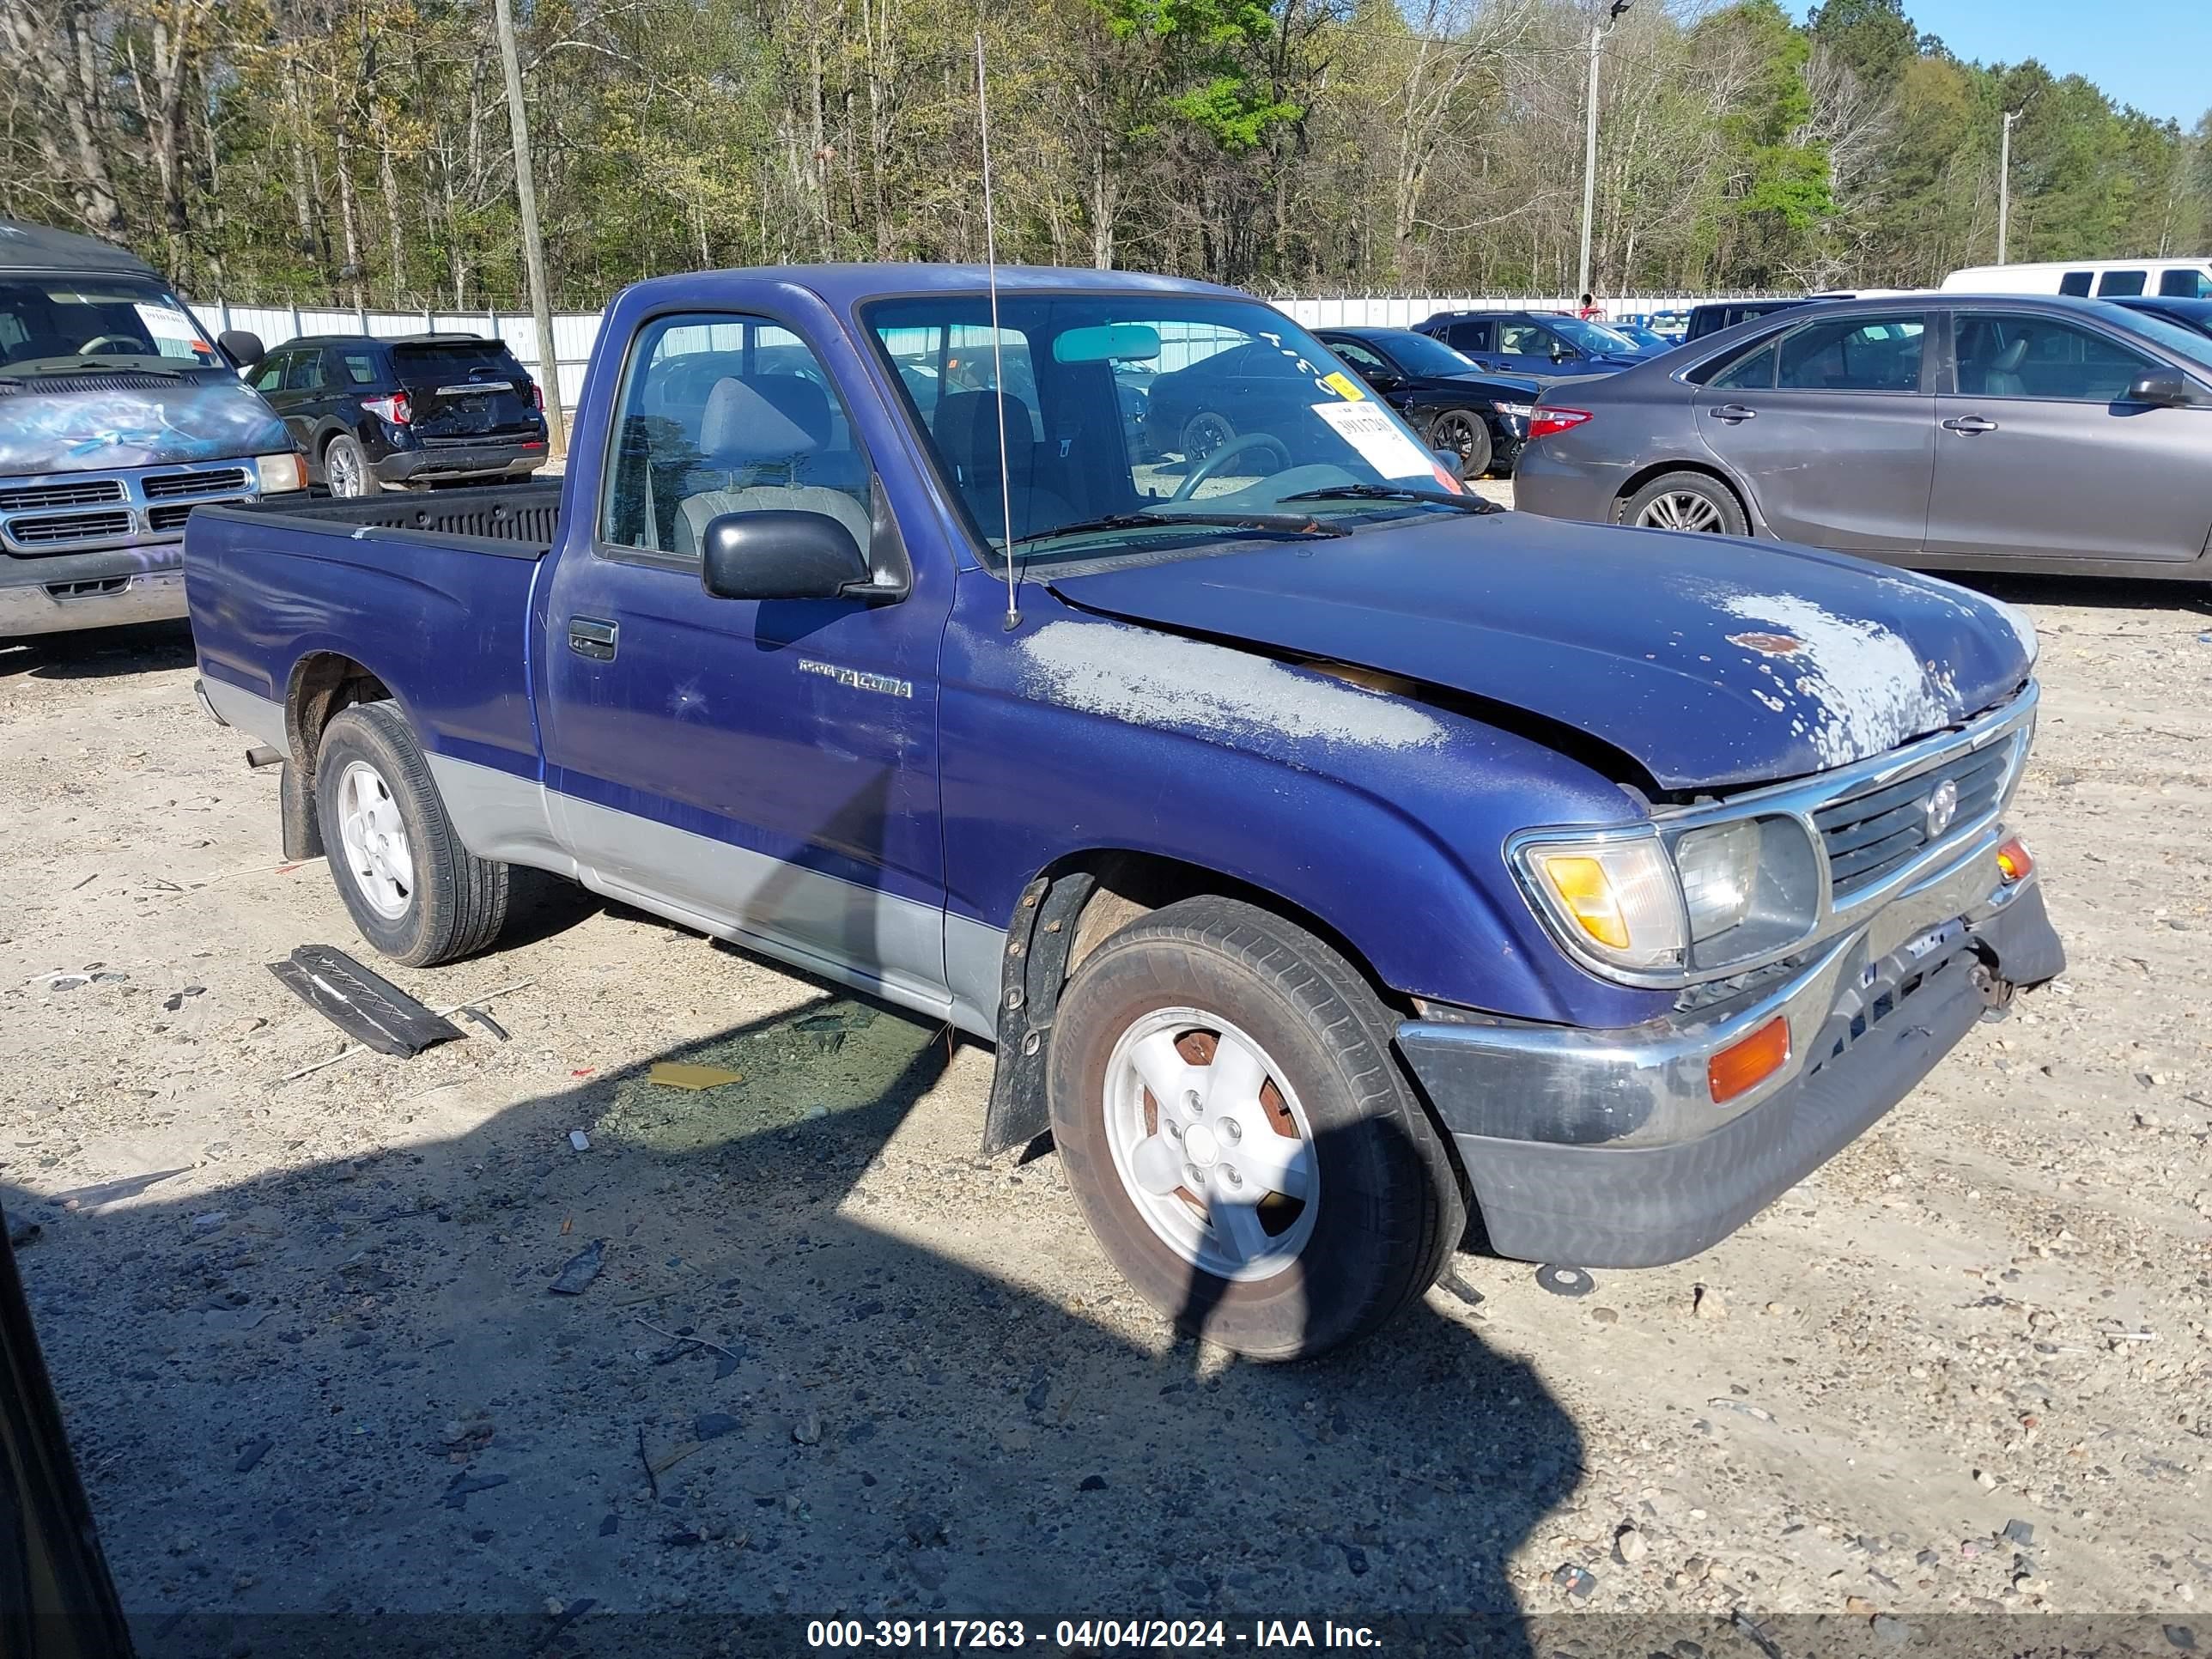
[[1793, 1, 2212, 126]]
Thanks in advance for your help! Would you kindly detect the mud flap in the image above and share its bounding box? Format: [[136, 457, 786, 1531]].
[[267, 945, 462, 1057], [981, 871, 1097, 1158], [280, 760, 325, 863]]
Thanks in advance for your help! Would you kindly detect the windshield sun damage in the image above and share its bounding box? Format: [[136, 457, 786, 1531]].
[[864, 294, 1481, 567], [0, 276, 224, 377]]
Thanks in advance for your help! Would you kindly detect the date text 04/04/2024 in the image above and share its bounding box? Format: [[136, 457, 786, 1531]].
[[804, 1620, 1383, 1649]]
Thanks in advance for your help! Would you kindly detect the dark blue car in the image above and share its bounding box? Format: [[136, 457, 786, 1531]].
[[184, 263, 2063, 1359], [1412, 309, 1665, 378]]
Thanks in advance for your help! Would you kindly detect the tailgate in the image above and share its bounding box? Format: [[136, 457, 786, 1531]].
[[391, 342, 538, 440]]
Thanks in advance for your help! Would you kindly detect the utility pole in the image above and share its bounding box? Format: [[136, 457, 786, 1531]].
[[1577, 1, 1632, 304], [493, 0, 565, 456], [1997, 104, 2027, 265]]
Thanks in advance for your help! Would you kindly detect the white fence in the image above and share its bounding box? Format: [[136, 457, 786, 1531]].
[[186, 291, 1756, 418]]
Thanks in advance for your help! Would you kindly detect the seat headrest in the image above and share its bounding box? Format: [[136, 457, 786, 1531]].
[[700, 375, 824, 465], [1992, 337, 2030, 373], [933, 389, 1030, 477]]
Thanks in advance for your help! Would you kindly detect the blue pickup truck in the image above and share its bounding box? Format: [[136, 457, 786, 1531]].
[[185, 264, 2063, 1358]]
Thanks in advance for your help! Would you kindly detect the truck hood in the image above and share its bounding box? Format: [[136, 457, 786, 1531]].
[[0, 369, 289, 475], [1044, 512, 2036, 793]]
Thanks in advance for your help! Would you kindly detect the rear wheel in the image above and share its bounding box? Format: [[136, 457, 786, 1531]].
[[324, 434, 380, 498], [314, 702, 508, 965], [1620, 470, 1746, 536], [1179, 410, 1236, 464], [1427, 409, 1494, 480], [1048, 895, 1463, 1360]]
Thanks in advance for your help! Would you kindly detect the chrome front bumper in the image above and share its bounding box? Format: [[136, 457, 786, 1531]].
[[0, 568, 187, 638], [1398, 828, 2064, 1266]]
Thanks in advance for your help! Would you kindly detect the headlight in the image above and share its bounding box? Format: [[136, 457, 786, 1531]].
[[1493, 402, 1534, 419], [255, 453, 305, 493], [1525, 835, 1686, 973], [1517, 814, 1823, 982]]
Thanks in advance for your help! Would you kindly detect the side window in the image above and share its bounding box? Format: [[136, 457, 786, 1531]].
[[1774, 315, 1925, 392], [1955, 313, 2159, 402], [2160, 269, 2212, 299], [599, 312, 872, 560], [283, 350, 325, 393], [340, 352, 380, 386], [1706, 339, 1778, 391], [1445, 321, 1491, 353], [2097, 270, 2147, 297], [251, 351, 288, 393], [1498, 321, 1549, 356], [2057, 271, 2094, 297]]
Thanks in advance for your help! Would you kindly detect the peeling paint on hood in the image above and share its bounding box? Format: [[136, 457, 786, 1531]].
[[1045, 513, 2034, 792]]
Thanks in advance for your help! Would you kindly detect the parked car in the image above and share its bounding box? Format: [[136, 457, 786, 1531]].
[[1604, 321, 1677, 354], [185, 263, 2061, 1360], [1515, 294, 2212, 578], [1943, 258, 2212, 301], [1411, 309, 1662, 377], [242, 332, 547, 496], [1312, 325, 1539, 477], [2113, 295, 2212, 342], [1683, 298, 1813, 341], [0, 216, 300, 638]]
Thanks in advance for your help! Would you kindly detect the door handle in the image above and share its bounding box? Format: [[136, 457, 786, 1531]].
[[1942, 415, 1999, 434], [567, 617, 618, 661], [1711, 404, 1758, 423]]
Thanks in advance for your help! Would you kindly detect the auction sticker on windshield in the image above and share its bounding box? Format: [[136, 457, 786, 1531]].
[[1319, 369, 1366, 402], [1310, 399, 1432, 479]]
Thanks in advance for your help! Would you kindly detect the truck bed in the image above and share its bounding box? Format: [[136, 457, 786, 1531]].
[[218, 478, 563, 555], [184, 479, 561, 785]]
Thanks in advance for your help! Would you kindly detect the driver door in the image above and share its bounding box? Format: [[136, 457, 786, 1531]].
[[538, 308, 956, 1007]]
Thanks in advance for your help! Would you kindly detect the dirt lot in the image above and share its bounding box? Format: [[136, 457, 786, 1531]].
[[2, 548, 2209, 1656]]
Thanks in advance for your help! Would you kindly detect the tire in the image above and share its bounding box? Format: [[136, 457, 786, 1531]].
[[1619, 470, 1747, 536], [313, 701, 509, 966], [1427, 409, 1494, 480], [1048, 895, 1464, 1360], [1179, 410, 1236, 463], [324, 434, 380, 498]]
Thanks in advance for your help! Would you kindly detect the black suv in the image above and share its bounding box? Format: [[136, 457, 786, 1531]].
[[243, 333, 548, 495], [1312, 326, 1540, 477]]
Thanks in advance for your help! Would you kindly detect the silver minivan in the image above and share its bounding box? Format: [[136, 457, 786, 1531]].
[[1514, 295, 2212, 580]]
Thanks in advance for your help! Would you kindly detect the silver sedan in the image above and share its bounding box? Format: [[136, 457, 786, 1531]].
[[1514, 295, 2212, 580]]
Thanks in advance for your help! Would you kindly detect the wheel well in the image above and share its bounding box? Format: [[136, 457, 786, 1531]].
[[287, 653, 393, 775], [1612, 460, 1752, 526], [1052, 851, 1402, 1011]]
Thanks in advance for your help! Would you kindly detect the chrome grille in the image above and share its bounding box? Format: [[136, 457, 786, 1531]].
[[9, 509, 134, 547], [147, 502, 198, 531], [143, 466, 251, 500], [1814, 738, 2015, 901], [0, 479, 126, 512]]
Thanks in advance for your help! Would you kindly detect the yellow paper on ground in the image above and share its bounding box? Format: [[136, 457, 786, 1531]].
[[647, 1061, 745, 1091]]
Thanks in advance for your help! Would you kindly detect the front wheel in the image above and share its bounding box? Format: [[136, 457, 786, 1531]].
[[1620, 470, 1747, 536], [1048, 896, 1464, 1360], [314, 702, 509, 965], [1427, 409, 1493, 480]]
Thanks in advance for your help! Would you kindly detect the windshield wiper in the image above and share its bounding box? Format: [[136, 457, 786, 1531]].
[[1006, 509, 1347, 550], [1281, 483, 1502, 514], [18, 359, 188, 380]]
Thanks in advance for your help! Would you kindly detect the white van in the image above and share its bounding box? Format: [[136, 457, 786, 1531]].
[[1941, 258, 2212, 300]]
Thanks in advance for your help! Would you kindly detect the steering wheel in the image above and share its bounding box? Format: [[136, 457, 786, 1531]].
[[1170, 431, 1293, 503], [77, 334, 149, 356]]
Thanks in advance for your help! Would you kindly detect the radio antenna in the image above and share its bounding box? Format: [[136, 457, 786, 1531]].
[[975, 30, 1020, 630]]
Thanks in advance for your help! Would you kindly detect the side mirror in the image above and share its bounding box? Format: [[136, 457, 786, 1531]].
[[220, 329, 265, 369], [700, 509, 871, 602], [2126, 370, 2197, 408], [1550, 343, 1577, 363], [1361, 369, 1402, 392]]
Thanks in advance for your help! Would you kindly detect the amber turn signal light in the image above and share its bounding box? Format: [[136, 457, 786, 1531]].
[[1996, 836, 2033, 884], [1708, 1016, 1790, 1105]]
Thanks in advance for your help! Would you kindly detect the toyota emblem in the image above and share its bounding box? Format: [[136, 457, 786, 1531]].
[[1923, 778, 1960, 838]]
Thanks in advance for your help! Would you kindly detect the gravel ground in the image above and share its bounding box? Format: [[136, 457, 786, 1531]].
[[2, 539, 2209, 1656]]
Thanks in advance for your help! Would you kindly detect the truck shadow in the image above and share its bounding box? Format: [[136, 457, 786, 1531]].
[[1946, 570, 2212, 617], [0, 619, 196, 681], [5, 994, 1580, 1656]]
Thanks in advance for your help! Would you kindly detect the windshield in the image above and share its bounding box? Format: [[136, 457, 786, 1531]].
[[865, 294, 1467, 567], [2098, 303, 2212, 375], [1370, 330, 1483, 378], [1551, 317, 1642, 354], [0, 275, 225, 375]]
